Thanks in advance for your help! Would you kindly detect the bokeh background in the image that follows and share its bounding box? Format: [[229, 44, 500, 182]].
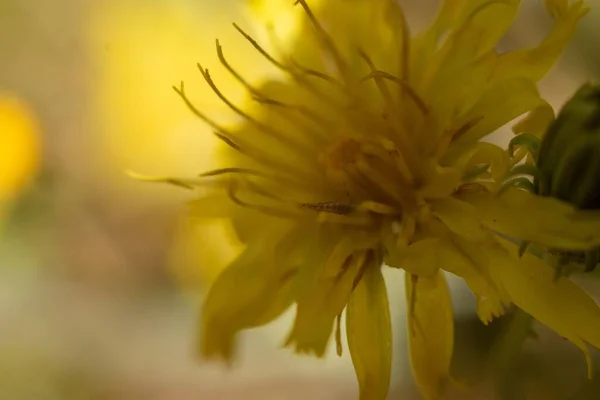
[[1, 0, 600, 399]]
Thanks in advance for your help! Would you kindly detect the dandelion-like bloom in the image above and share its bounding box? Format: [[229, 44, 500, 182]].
[[168, 1, 600, 398]]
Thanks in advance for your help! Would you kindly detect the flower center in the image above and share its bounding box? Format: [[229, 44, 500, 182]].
[[320, 134, 420, 218]]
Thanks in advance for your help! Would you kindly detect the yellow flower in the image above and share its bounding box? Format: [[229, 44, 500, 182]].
[[167, 0, 600, 399], [0, 95, 40, 205]]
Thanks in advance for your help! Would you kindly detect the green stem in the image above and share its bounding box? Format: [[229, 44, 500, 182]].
[[489, 308, 535, 400]]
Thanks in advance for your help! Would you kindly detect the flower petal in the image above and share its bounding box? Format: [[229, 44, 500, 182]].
[[454, 77, 543, 144], [386, 238, 441, 277], [200, 222, 299, 361], [491, 0, 589, 83], [443, 141, 509, 180], [441, 238, 508, 323], [286, 228, 380, 356], [347, 266, 392, 400], [430, 196, 486, 241], [413, 0, 519, 83], [463, 188, 600, 250], [512, 100, 555, 138], [491, 238, 600, 377], [406, 271, 454, 400]]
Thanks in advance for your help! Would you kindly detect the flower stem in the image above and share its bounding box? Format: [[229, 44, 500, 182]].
[[489, 308, 534, 400]]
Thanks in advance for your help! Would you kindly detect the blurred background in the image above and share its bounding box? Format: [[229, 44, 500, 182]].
[[1, 0, 600, 399]]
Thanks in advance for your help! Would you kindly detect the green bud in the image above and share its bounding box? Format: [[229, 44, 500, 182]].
[[537, 83, 600, 210]]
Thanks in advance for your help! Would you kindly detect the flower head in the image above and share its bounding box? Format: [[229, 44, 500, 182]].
[[164, 0, 600, 398]]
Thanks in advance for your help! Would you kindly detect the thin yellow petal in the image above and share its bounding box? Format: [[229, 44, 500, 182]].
[[423, 218, 509, 323], [443, 141, 509, 181], [441, 239, 508, 323], [406, 271, 454, 400], [454, 77, 543, 144], [286, 228, 379, 356], [385, 238, 441, 277], [512, 100, 555, 138], [347, 266, 392, 400], [430, 196, 486, 241], [168, 216, 241, 288], [200, 222, 298, 361], [463, 188, 600, 250], [491, 0, 589, 82], [491, 239, 600, 377], [425, 0, 520, 80], [413, 0, 518, 86]]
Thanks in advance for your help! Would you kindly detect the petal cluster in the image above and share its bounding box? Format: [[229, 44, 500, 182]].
[[169, 1, 600, 399]]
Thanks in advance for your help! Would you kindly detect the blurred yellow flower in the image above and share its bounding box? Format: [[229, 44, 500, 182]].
[[0, 94, 40, 207], [163, 0, 600, 399], [88, 0, 300, 287]]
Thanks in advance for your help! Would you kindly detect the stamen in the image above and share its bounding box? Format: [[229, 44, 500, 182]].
[[197, 65, 308, 152], [358, 50, 396, 110], [226, 179, 302, 219], [252, 94, 332, 133], [344, 163, 397, 204], [356, 201, 397, 215], [200, 167, 278, 181], [126, 170, 197, 190], [357, 56, 418, 184], [215, 39, 258, 95], [360, 70, 429, 115], [174, 84, 308, 177], [433, 116, 483, 158], [449, 116, 484, 141], [294, 0, 349, 80], [213, 131, 240, 151], [317, 212, 372, 226], [288, 58, 345, 89], [233, 22, 344, 110], [216, 38, 331, 137], [373, 138, 415, 185], [355, 159, 408, 205], [232, 23, 286, 70]]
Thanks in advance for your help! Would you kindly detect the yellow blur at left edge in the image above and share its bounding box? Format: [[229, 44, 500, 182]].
[[0, 94, 40, 206]]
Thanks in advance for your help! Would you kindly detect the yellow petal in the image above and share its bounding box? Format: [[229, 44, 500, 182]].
[[512, 100, 555, 138], [491, 0, 588, 83], [406, 271, 454, 400], [187, 192, 234, 219], [463, 188, 600, 250], [418, 160, 463, 199], [441, 239, 508, 323], [491, 238, 600, 377], [443, 141, 509, 180], [0, 95, 40, 201], [346, 266, 392, 400], [413, 0, 518, 87], [200, 222, 298, 361], [430, 196, 486, 241], [168, 216, 241, 289], [454, 77, 543, 144], [423, 0, 520, 85], [422, 219, 509, 323], [286, 228, 380, 356], [385, 238, 440, 277]]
